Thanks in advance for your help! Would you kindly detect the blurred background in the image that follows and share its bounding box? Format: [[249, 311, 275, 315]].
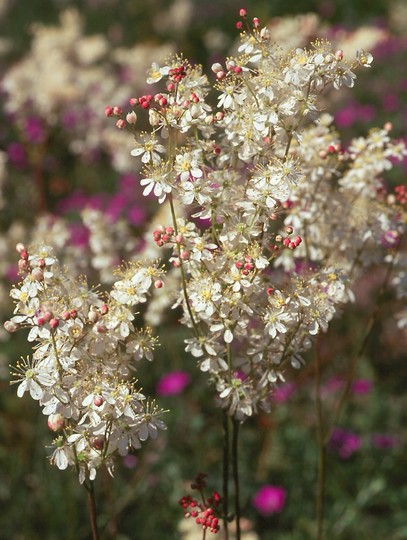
[[0, 0, 406, 538]]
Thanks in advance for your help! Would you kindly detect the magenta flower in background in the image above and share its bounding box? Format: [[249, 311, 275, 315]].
[[372, 433, 400, 450], [329, 428, 361, 459], [272, 382, 296, 403], [156, 371, 191, 396], [351, 379, 373, 395], [252, 485, 286, 516]]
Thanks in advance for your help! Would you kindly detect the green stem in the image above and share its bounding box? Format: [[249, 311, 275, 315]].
[[232, 418, 241, 540], [222, 411, 230, 540], [315, 337, 325, 540], [168, 194, 200, 337]]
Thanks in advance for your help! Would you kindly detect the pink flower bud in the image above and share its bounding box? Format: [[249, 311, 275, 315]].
[[129, 97, 138, 106], [174, 235, 184, 244], [167, 82, 175, 92], [253, 17, 260, 28], [70, 309, 78, 319], [100, 304, 109, 315], [216, 71, 226, 80], [113, 106, 122, 116], [234, 66, 243, 74], [43, 311, 53, 322], [266, 287, 274, 295], [4, 320, 18, 333], [285, 226, 293, 234], [335, 50, 344, 61], [93, 395, 104, 407], [239, 8, 247, 17], [180, 250, 190, 261], [116, 119, 126, 129], [236, 21, 243, 29], [18, 259, 30, 272], [159, 97, 168, 107], [16, 243, 26, 253], [235, 261, 243, 269], [36, 316, 46, 326], [154, 279, 164, 289], [48, 414, 65, 432], [104, 106, 114, 117], [92, 437, 105, 450], [141, 101, 149, 110], [49, 318, 59, 329], [20, 250, 29, 260], [37, 258, 46, 268], [165, 226, 174, 235], [61, 311, 71, 321], [211, 63, 223, 74]]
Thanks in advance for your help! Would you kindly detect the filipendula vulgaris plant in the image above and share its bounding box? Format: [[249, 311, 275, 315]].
[[4, 242, 166, 539], [106, 8, 407, 538]]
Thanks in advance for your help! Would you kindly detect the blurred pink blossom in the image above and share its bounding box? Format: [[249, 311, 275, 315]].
[[156, 371, 191, 396], [252, 485, 286, 516]]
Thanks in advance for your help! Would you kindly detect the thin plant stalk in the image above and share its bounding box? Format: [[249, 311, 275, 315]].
[[315, 337, 325, 540], [86, 481, 100, 540], [232, 418, 241, 540], [223, 411, 230, 540]]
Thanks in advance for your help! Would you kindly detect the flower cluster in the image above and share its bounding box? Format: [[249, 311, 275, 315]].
[[179, 473, 222, 535], [108, 10, 407, 422], [5, 242, 166, 482]]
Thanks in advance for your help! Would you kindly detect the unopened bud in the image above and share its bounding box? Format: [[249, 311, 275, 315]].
[[4, 320, 18, 333], [49, 318, 59, 329], [113, 106, 122, 116], [16, 243, 26, 254], [154, 279, 164, 289], [88, 311, 99, 323], [126, 111, 138, 125], [31, 268, 44, 281], [93, 395, 104, 407], [48, 414, 65, 432], [104, 106, 114, 117], [92, 437, 105, 451], [335, 50, 344, 61], [116, 119, 126, 129]]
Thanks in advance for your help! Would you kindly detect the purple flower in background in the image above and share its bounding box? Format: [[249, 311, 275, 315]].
[[372, 433, 400, 450], [69, 223, 90, 247], [25, 117, 46, 144], [351, 379, 372, 395], [7, 142, 27, 168], [127, 205, 146, 226], [252, 485, 286, 516], [156, 371, 191, 396], [273, 382, 296, 403], [335, 103, 359, 128], [329, 428, 361, 458]]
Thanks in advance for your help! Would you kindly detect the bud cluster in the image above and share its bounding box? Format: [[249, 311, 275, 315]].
[[179, 473, 222, 535]]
